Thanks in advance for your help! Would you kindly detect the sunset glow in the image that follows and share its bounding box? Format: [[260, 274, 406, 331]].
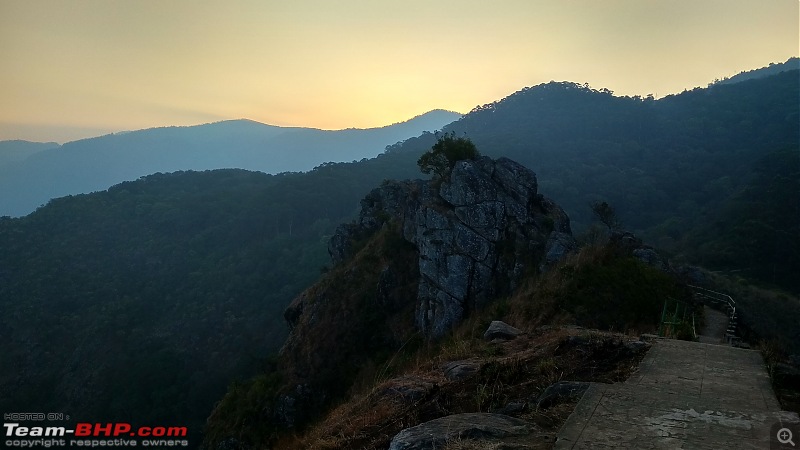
[[1, 0, 797, 143]]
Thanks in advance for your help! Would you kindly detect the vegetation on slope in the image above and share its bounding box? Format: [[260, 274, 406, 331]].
[[506, 241, 686, 332], [685, 149, 799, 291]]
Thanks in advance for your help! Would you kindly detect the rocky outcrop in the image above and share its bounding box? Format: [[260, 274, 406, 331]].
[[388, 413, 534, 450], [610, 230, 669, 271], [275, 156, 575, 432], [328, 156, 574, 337]]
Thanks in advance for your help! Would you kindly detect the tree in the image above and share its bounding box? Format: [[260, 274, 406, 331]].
[[417, 133, 480, 180], [591, 201, 621, 232]]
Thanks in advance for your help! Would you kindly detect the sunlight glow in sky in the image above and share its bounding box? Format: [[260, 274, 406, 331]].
[[0, 0, 797, 143]]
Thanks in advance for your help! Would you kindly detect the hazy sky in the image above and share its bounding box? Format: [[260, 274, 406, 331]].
[[1, 0, 797, 143]]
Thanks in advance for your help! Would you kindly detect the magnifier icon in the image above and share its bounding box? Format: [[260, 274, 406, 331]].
[[778, 428, 796, 446]]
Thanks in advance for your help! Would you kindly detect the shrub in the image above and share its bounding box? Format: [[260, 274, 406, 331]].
[[417, 133, 480, 180]]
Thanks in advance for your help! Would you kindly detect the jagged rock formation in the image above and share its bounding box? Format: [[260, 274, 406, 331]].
[[328, 156, 575, 337], [276, 155, 575, 429]]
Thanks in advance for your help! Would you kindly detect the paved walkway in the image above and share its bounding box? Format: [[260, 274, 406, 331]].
[[555, 339, 800, 449], [698, 306, 728, 345]]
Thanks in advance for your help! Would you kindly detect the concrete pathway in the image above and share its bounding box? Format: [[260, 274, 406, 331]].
[[698, 306, 728, 345], [555, 339, 800, 449]]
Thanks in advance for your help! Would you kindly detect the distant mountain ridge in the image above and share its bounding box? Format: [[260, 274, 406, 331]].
[[712, 57, 799, 86], [0, 140, 59, 169], [0, 109, 461, 217]]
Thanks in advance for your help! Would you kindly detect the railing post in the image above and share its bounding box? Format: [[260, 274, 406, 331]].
[[659, 299, 668, 336], [688, 285, 738, 346]]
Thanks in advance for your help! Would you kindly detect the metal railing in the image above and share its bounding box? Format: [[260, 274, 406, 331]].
[[688, 284, 739, 345], [659, 297, 697, 340]]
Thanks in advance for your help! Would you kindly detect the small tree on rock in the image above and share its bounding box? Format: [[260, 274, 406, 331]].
[[417, 133, 480, 180]]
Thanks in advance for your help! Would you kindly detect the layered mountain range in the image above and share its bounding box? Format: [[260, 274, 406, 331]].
[[0, 109, 460, 217]]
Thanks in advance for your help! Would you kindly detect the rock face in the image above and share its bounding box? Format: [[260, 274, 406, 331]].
[[388, 413, 533, 450], [329, 156, 575, 337]]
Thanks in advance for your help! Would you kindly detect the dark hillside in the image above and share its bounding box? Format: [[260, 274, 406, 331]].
[[432, 71, 798, 237], [1, 170, 318, 439], [0, 155, 424, 440], [686, 149, 800, 291], [404, 71, 798, 291]]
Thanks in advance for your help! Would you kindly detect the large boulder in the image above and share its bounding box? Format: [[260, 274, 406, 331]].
[[388, 413, 533, 450], [484, 320, 523, 341], [378, 376, 438, 402], [442, 359, 481, 381], [534, 381, 590, 410]]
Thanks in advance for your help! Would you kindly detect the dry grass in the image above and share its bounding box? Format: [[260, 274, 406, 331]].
[[277, 325, 649, 450], [282, 374, 442, 450], [503, 244, 612, 331]]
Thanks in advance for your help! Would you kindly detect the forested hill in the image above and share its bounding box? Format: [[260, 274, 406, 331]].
[[426, 69, 799, 238], [0, 159, 423, 441], [1, 65, 797, 443], [434, 70, 799, 288]]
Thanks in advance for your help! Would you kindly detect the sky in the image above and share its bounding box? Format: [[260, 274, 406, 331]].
[[0, 0, 797, 143]]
